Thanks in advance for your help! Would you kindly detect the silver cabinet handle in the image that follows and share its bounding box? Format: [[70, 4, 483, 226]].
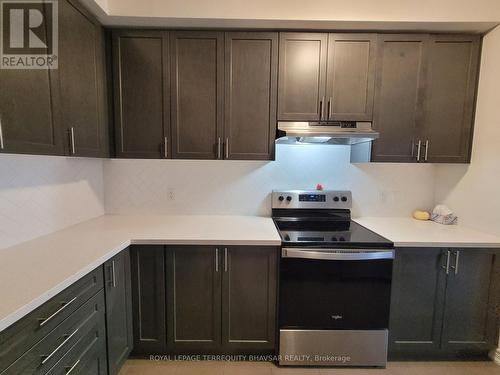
[[416, 140, 422, 162], [451, 250, 460, 275], [65, 359, 80, 374], [41, 328, 79, 365], [442, 250, 451, 275], [225, 138, 229, 159], [328, 97, 332, 119], [111, 260, 116, 287], [282, 248, 394, 261], [69, 127, 76, 155], [320, 96, 326, 121], [0, 114, 4, 149], [217, 138, 221, 159], [224, 248, 228, 272], [215, 248, 219, 272], [164, 137, 168, 158], [38, 296, 78, 327], [424, 140, 429, 162]]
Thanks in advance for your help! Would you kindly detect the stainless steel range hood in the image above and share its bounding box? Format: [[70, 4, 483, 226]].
[[276, 121, 379, 145]]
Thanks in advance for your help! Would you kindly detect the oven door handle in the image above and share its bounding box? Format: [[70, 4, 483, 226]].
[[282, 248, 394, 261]]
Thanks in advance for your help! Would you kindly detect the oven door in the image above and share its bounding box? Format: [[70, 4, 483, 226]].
[[279, 248, 394, 330]]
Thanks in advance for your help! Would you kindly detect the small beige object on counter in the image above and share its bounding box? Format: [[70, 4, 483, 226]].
[[413, 210, 431, 221]]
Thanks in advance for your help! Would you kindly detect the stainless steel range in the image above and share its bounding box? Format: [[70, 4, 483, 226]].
[[272, 190, 394, 367]]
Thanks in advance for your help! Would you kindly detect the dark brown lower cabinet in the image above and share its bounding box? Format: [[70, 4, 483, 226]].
[[130, 246, 167, 355], [389, 248, 500, 360], [104, 249, 133, 375], [165, 245, 278, 354], [222, 246, 277, 353], [166, 246, 222, 353]]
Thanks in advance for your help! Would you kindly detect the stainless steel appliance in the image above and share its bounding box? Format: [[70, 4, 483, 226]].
[[276, 121, 379, 145], [273, 190, 394, 367]]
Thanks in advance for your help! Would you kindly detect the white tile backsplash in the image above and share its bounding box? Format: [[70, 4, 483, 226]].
[[0, 154, 105, 249], [104, 144, 436, 217]]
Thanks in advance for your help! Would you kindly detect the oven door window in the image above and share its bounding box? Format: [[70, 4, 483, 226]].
[[279, 257, 392, 330]]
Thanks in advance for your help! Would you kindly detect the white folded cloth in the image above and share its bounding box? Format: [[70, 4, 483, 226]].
[[431, 204, 458, 225]]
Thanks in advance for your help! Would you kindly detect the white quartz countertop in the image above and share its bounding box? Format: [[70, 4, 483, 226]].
[[354, 217, 500, 248], [0, 214, 281, 332], [2, 214, 500, 334]]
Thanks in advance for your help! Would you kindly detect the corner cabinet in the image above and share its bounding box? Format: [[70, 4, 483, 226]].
[[389, 247, 500, 359], [104, 249, 133, 375], [58, 0, 109, 158], [0, 0, 108, 158]]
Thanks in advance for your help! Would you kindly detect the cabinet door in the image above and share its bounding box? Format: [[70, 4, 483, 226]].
[[59, 0, 108, 157], [421, 36, 480, 163], [222, 247, 277, 352], [104, 249, 133, 375], [371, 35, 428, 162], [441, 250, 497, 353], [224, 32, 278, 160], [113, 30, 169, 158], [166, 246, 221, 352], [326, 34, 376, 121], [0, 5, 63, 156], [170, 32, 223, 159], [389, 248, 447, 359], [130, 246, 167, 354], [278, 33, 328, 121]]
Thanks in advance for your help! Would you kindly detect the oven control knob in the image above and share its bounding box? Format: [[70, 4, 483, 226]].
[[341, 196, 348, 202], [278, 196, 284, 202], [286, 196, 292, 202], [333, 196, 340, 202]]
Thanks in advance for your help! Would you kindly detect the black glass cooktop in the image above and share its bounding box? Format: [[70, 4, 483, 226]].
[[272, 210, 393, 249]]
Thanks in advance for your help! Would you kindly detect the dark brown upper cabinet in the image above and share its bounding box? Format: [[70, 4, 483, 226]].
[[113, 30, 170, 159], [372, 34, 481, 164], [170, 31, 224, 159], [420, 35, 480, 163], [0, 6, 63, 156], [326, 34, 376, 121], [278, 33, 328, 121], [371, 34, 428, 162], [278, 33, 376, 122], [59, 0, 109, 158], [224, 32, 278, 160]]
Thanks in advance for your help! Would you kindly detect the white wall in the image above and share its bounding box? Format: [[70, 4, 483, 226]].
[[435, 26, 500, 237], [0, 154, 105, 250], [105, 0, 500, 22], [104, 144, 435, 217]]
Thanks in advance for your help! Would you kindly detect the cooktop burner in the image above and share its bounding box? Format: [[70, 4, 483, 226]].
[[272, 190, 393, 249]]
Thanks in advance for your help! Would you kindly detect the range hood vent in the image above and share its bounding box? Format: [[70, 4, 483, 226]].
[[276, 121, 379, 145]]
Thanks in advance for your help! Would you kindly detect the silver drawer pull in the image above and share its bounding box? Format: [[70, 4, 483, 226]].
[[41, 328, 79, 365], [0, 114, 4, 149], [65, 359, 80, 374], [38, 296, 78, 327]]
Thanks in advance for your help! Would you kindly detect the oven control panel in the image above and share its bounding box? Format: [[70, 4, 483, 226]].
[[272, 190, 352, 209]]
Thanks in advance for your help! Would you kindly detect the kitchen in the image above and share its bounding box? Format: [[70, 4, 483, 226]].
[[0, 0, 500, 374]]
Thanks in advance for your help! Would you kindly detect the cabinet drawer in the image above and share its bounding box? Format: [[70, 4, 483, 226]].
[[46, 308, 107, 375], [1, 290, 105, 375], [0, 267, 103, 372]]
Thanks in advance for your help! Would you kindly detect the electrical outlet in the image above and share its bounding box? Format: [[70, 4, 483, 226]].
[[167, 188, 175, 201]]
